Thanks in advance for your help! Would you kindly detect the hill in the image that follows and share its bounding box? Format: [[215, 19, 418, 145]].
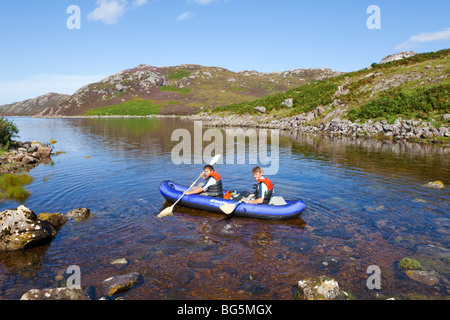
[[0, 93, 70, 116], [0, 65, 340, 117], [195, 49, 450, 142]]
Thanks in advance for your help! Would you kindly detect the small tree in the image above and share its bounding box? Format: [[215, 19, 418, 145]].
[[0, 117, 19, 150]]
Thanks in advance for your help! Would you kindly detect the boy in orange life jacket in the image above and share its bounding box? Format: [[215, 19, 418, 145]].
[[242, 166, 274, 204], [183, 165, 224, 198]]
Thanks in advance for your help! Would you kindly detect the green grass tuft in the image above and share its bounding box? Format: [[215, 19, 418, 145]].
[[160, 86, 192, 94], [86, 98, 162, 116], [0, 173, 34, 202], [168, 70, 191, 80]]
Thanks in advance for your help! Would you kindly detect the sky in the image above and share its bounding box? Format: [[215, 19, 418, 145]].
[[0, 0, 449, 105]]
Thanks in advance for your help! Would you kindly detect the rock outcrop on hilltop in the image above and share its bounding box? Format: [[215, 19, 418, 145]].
[[380, 51, 418, 64]]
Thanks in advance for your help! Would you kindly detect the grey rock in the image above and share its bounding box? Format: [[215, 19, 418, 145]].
[[254, 106, 266, 113], [0, 206, 56, 251], [66, 208, 91, 221], [297, 276, 347, 300], [282, 98, 294, 108], [20, 288, 91, 300]]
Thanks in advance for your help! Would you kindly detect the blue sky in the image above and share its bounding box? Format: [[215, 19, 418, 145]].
[[0, 0, 449, 105]]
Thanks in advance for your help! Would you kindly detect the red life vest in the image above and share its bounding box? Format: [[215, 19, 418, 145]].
[[254, 177, 274, 204], [207, 171, 221, 181], [205, 171, 223, 198], [258, 177, 274, 191]]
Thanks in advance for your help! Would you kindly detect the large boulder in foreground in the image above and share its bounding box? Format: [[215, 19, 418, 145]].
[[0, 205, 56, 251]]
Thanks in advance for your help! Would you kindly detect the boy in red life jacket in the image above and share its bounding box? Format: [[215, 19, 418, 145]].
[[183, 165, 224, 198], [242, 166, 274, 204]]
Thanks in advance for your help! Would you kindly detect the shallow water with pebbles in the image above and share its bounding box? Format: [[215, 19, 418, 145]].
[[0, 117, 448, 300]]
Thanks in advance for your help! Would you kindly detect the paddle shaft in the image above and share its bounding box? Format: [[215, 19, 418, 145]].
[[170, 175, 202, 208]]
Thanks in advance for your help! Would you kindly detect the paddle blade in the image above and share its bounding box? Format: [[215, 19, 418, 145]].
[[220, 203, 237, 215], [209, 154, 221, 166], [157, 205, 174, 218]]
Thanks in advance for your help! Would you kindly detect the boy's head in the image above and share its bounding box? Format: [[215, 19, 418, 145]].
[[252, 166, 263, 180], [203, 165, 214, 175]]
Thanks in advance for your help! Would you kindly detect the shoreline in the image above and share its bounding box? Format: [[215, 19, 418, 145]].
[[183, 112, 450, 146], [7, 112, 449, 147]]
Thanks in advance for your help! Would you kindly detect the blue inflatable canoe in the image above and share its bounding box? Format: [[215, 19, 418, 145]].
[[159, 180, 306, 220]]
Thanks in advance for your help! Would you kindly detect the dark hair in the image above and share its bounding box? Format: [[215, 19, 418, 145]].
[[203, 165, 214, 171], [252, 166, 263, 174]]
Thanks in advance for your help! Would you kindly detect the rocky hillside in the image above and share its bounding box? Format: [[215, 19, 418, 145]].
[[194, 49, 450, 142], [209, 50, 449, 122], [18, 65, 339, 117], [0, 93, 70, 116]]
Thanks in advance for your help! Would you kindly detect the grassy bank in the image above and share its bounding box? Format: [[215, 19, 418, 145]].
[[0, 173, 33, 202]]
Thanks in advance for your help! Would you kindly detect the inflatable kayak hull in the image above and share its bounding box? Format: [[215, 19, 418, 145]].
[[159, 180, 305, 220]]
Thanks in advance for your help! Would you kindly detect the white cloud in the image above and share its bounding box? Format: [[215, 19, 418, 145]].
[[87, 0, 148, 25], [88, 0, 128, 25], [176, 12, 195, 21], [191, 0, 216, 4], [0, 74, 108, 105], [396, 27, 450, 50], [132, 0, 148, 7]]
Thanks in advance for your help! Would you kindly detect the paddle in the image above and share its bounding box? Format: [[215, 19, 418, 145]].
[[157, 155, 221, 218], [220, 195, 254, 215]]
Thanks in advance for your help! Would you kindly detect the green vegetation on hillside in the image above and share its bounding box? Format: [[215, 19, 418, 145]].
[[160, 86, 192, 94], [214, 81, 338, 116], [168, 70, 191, 80], [348, 84, 450, 122], [211, 48, 450, 124], [86, 98, 162, 116]]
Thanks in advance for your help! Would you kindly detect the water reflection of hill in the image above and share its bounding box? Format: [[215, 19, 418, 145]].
[[65, 118, 449, 184], [65, 117, 193, 161], [280, 130, 450, 185]]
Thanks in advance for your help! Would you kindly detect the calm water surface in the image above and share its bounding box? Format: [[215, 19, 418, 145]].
[[0, 117, 448, 300]]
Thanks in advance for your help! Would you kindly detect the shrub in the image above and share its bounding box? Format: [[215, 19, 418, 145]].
[[348, 84, 450, 121], [0, 117, 19, 150]]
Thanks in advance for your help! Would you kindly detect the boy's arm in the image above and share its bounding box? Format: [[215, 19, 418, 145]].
[[184, 187, 204, 195]]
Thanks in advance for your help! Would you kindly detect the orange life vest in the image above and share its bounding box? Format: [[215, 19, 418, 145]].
[[205, 171, 223, 198], [254, 177, 274, 204]]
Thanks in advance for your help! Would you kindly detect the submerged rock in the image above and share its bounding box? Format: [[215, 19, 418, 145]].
[[423, 181, 444, 189], [0, 205, 56, 251], [102, 272, 142, 297], [20, 288, 91, 300], [66, 207, 91, 221], [405, 270, 440, 286], [297, 276, 347, 300]]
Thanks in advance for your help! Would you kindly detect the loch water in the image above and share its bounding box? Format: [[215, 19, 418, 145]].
[[0, 117, 448, 300]]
